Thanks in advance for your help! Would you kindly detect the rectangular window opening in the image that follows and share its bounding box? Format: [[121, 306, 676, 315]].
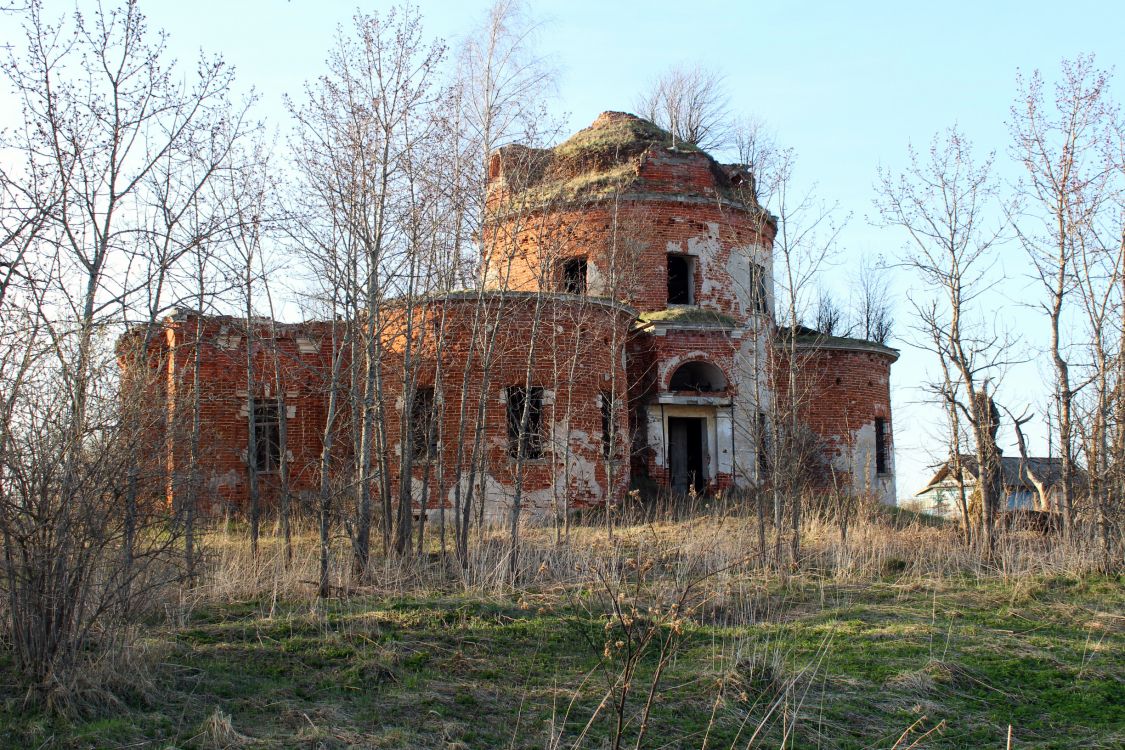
[[251, 399, 281, 473], [410, 387, 438, 460], [757, 411, 769, 478], [600, 391, 615, 459], [560, 256, 588, 295], [667, 255, 693, 305], [875, 417, 888, 475], [750, 262, 769, 315], [507, 386, 544, 460]]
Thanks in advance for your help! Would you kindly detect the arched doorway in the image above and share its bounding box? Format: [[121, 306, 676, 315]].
[[664, 360, 727, 494]]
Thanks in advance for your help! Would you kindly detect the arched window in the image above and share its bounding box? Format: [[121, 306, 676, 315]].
[[668, 361, 727, 393]]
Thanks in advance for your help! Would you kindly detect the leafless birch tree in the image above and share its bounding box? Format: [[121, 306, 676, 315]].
[[0, 0, 248, 697], [877, 129, 1011, 554], [636, 65, 731, 151], [1010, 55, 1119, 535]]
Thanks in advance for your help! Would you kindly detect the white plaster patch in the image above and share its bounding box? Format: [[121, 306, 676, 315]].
[[723, 243, 773, 319], [207, 469, 241, 492], [835, 421, 896, 506], [442, 423, 607, 526], [729, 327, 776, 487], [587, 259, 606, 296]]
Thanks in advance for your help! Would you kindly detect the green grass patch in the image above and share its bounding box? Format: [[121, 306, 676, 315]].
[[0, 575, 1120, 748]]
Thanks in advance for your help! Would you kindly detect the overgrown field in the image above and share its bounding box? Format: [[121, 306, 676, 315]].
[[1, 512, 1122, 749]]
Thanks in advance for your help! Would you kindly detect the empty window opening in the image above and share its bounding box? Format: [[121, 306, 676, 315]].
[[668, 361, 727, 393], [600, 391, 615, 458], [667, 255, 693, 304], [757, 411, 769, 478], [560, 256, 588, 295], [875, 417, 888, 475], [750, 262, 769, 315], [251, 400, 281, 473], [410, 387, 438, 460], [507, 386, 544, 459]]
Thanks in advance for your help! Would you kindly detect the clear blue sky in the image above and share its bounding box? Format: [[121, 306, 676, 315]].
[[9, 1, 1125, 497]]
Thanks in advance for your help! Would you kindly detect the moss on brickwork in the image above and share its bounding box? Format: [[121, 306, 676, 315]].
[[797, 333, 899, 359], [528, 161, 640, 202], [639, 306, 739, 327]]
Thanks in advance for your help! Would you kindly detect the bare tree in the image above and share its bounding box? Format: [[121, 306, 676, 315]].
[[290, 5, 449, 572], [877, 129, 1011, 554], [767, 150, 847, 565], [853, 255, 894, 344], [222, 141, 278, 558], [0, 0, 246, 698], [444, 0, 557, 567], [1007, 407, 1053, 513], [813, 286, 846, 335], [636, 65, 731, 151], [1010, 55, 1119, 535], [731, 116, 784, 206]]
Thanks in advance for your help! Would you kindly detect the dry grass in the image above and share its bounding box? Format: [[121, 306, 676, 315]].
[[188, 502, 1111, 611], [2, 502, 1119, 749]]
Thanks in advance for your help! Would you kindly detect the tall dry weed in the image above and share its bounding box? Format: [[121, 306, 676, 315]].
[[180, 499, 1111, 614]]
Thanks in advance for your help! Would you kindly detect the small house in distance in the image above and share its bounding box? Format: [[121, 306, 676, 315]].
[[909, 455, 1066, 519]]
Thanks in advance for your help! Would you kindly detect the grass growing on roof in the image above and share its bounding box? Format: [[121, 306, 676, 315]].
[[552, 112, 700, 161], [498, 112, 730, 206], [639, 305, 740, 327]]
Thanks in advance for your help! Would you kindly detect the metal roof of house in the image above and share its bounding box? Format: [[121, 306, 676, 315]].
[[916, 455, 1069, 496]]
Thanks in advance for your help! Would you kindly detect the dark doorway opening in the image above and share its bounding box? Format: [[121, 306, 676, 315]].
[[668, 416, 707, 495]]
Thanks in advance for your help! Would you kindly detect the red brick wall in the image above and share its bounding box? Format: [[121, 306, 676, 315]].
[[129, 295, 634, 518], [627, 327, 742, 489], [774, 343, 896, 495], [384, 294, 634, 513], [483, 122, 779, 498], [484, 142, 776, 320], [142, 316, 340, 514]]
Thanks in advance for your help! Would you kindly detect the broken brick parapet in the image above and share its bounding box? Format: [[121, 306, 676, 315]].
[[482, 115, 775, 324]]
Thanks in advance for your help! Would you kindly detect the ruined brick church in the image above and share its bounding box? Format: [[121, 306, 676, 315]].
[[129, 112, 898, 520]]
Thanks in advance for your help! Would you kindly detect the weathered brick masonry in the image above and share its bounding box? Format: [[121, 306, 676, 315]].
[[376, 293, 633, 520], [124, 111, 899, 518], [120, 316, 339, 514], [774, 332, 898, 505]]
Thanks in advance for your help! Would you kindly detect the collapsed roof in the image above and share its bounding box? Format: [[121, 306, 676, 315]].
[[490, 111, 765, 210]]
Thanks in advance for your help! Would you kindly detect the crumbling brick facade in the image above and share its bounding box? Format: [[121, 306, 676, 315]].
[[774, 333, 898, 505], [125, 111, 898, 518], [119, 316, 339, 515], [130, 293, 632, 520]]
